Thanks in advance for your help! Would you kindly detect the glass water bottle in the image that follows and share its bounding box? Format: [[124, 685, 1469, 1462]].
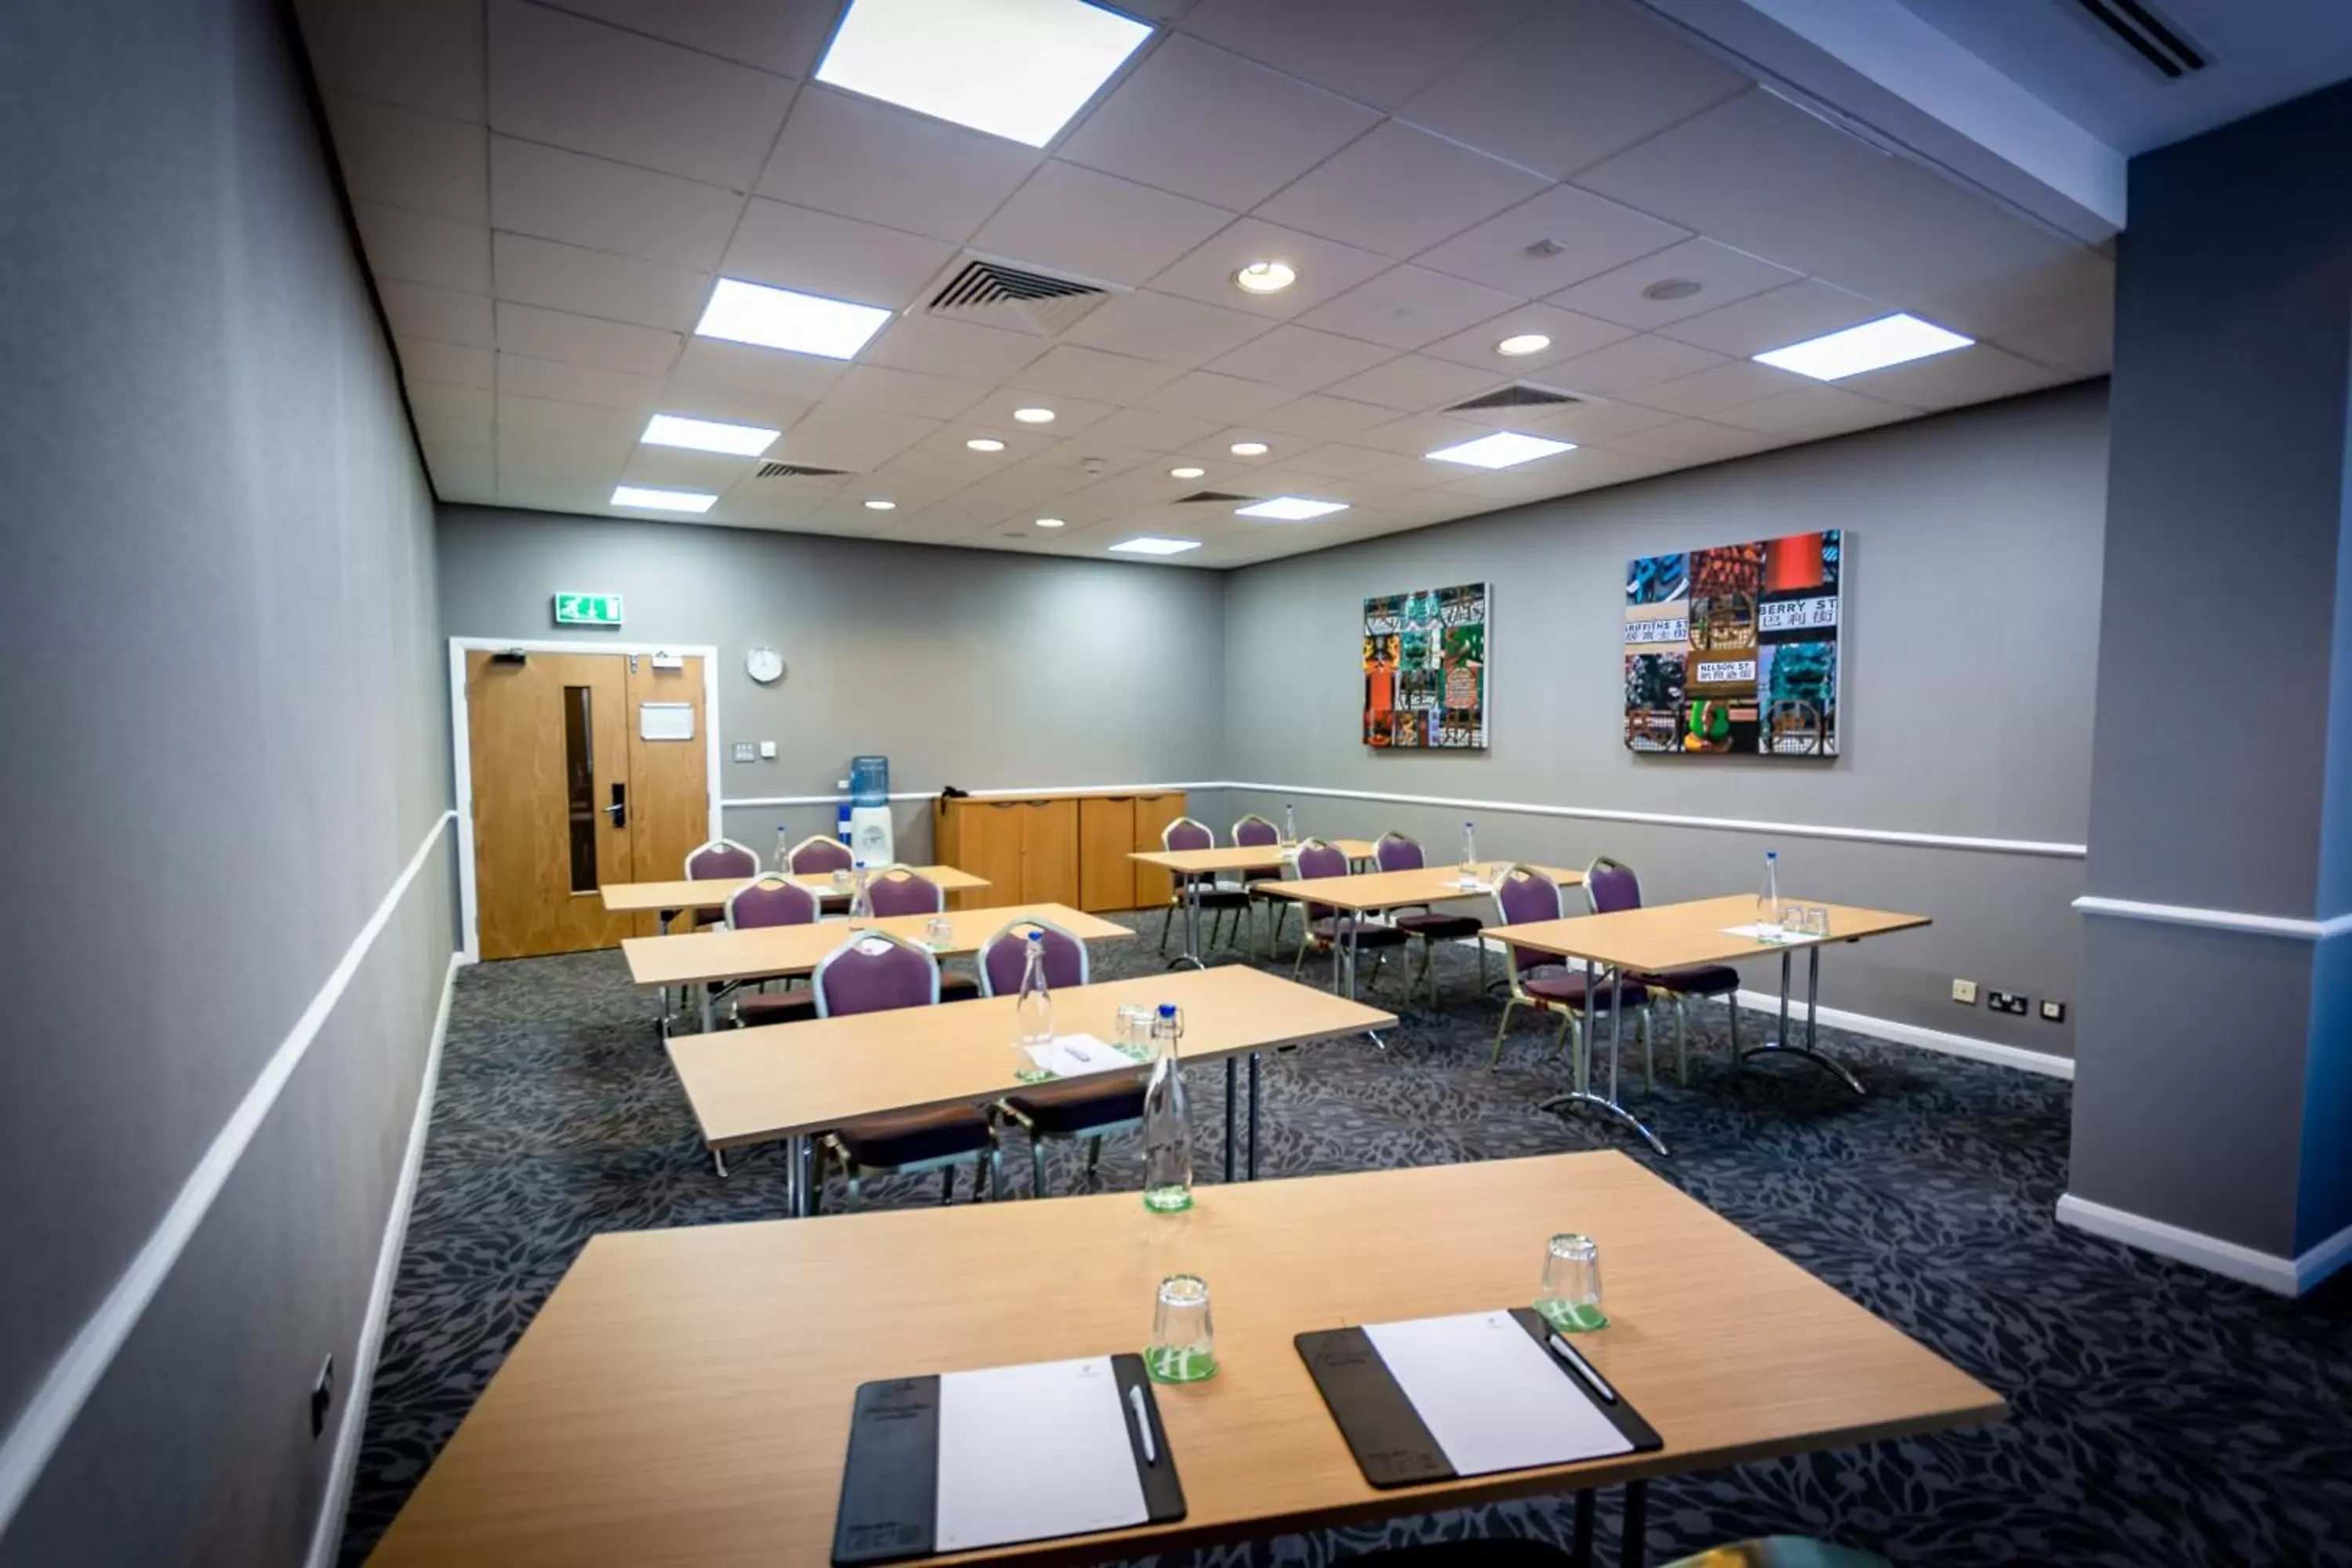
[[1014, 931, 1054, 1047], [1141, 1004, 1193, 1213], [848, 865, 873, 926], [1460, 819, 1478, 875], [1283, 802, 1298, 843], [1758, 851, 1782, 936]]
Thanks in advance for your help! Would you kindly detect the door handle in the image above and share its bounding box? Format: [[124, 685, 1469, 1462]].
[[603, 782, 626, 828]]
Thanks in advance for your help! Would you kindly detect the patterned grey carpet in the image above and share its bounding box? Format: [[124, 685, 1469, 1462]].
[[338, 913, 2352, 1566]]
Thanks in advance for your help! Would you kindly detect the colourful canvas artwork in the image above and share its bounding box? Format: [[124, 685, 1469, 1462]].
[[1624, 531, 1843, 757], [1363, 582, 1489, 749]]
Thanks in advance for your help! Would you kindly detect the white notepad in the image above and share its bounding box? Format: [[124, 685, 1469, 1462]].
[[1719, 923, 1805, 944], [1022, 1033, 1135, 1080], [934, 1355, 1149, 1552], [1361, 1311, 1635, 1477]]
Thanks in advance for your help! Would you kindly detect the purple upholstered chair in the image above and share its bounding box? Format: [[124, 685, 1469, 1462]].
[[1375, 831, 1490, 1004], [1289, 838, 1407, 990], [862, 869, 979, 996], [683, 838, 759, 930], [1488, 864, 1644, 1072], [787, 834, 853, 875], [724, 877, 820, 1028], [1232, 814, 1290, 955], [809, 930, 997, 1207], [1157, 817, 1251, 956], [976, 920, 1131, 1195], [1585, 855, 1740, 1085]]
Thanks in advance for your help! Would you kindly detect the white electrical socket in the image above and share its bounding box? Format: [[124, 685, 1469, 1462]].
[[1951, 978, 1978, 1005]]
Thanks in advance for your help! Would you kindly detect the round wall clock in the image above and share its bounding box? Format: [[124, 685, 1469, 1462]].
[[745, 646, 785, 684]]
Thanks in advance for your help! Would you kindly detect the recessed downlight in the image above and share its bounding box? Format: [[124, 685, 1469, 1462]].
[[966, 437, 1007, 452], [1229, 441, 1269, 456], [1754, 313, 1973, 380], [612, 485, 717, 514], [1170, 465, 1205, 479], [1036, 517, 1066, 528], [815, 0, 1152, 149], [1495, 333, 1551, 357], [863, 499, 897, 510], [1642, 278, 1704, 303], [1232, 260, 1298, 295], [1013, 406, 1056, 423]]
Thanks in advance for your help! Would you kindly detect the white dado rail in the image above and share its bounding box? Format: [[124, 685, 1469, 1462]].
[[2072, 895, 2352, 941]]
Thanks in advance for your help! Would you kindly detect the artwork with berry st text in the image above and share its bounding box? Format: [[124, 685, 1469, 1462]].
[[1363, 582, 1488, 749], [1624, 532, 1842, 757]]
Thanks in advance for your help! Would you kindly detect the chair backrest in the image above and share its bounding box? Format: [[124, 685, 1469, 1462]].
[[1293, 837, 1349, 922], [724, 875, 818, 930], [1491, 864, 1566, 974], [813, 930, 941, 1018], [788, 834, 854, 874], [1163, 816, 1213, 852], [866, 868, 943, 917], [1232, 814, 1279, 848], [685, 839, 759, 880], [975, 919, 1091, 997], [1584, 856, 1643, 916], [1374, 831, 1424, 872]]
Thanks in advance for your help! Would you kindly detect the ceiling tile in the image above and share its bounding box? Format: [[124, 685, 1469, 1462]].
[[1005, 344, 1184, 402], [1063, 289, 1273, 367], [1060, 34, 1377, 209], [353, 201, 490, 293], [1505, 396, 1676, 443], [495, 300, 682, 375], [1400, 0, 1748, 179], [1130, 370, 1294, 421], [647, 374, 816, 432], [492, 231, 708, 331], [1412, 184, 1686, 296], [1657, 279, 1887, 358], [1995, 305, 2113, 376], [423, 445, 496, 499], [1544, 333, 1726, 397], [1284, 442, 1401, 478], [889, 423, 1056, 472], [1922, 247, 2112, 343], [670, 336, 846, 401], [1147, 217, 1392, 321], [1255, 121, 1547, 259], [379, 280, 494, 347], [397, 336, 494, 390], [496, 390, 648, 441], [1297, 265, 1518, 352], [1250, 394, 1399, 443], [324, 94, 487, 221], [1081, 406, 1225, 452], [405, 379, 493, 423], [490, 136, 743, 270], [413, 412, 492, 452], [757, 85, 1041, 245], [1319, 352, 1497, 412], [297, 0, 483, 122], [720, 198, 956, 309], [1178, 0, 1537, 108], [1599, 418, 1773, 463], [1626, 359, 1816, 417], [497, 351, 669, 411], [827, 364, 993, 420], [619, 443, 760, 492], [1202, 324, 1396, 390], [533, 0, 829, 78], [960, 390, 1120, 437], [1708, 384, 1906, 434], [974, 162, 1236, 288], [1836, 344, 2071, 410], [1572, 88, 1889, 235], [1544, 237, 1798, 330], [1348, 409, 1494, 458], [861, 314, 1048, 383], [768, 403, 942, 472], [1418, 303, 1632, 374], [485, 0, 794, 191]]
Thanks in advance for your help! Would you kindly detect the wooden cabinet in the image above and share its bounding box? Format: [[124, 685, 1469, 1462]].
[[935, 791, 1184, 912]]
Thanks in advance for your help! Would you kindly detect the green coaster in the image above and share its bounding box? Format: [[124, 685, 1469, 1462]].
[[1142, 1185, 1193, 1213], [1013, 1066, 1056, 1083], [1534, 1298, 1609, 1333], [1112, 1041, 1152, 1064], [1145, 1345, 1217, 1383]]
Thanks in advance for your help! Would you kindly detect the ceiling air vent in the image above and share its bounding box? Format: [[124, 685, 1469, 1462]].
[[1175, 490, 1257, 504], [920, 253, 1120, 336], [1447, 383, 1581, 412], [756, 462, 849, 479], [2067, 0, 2205, 78]]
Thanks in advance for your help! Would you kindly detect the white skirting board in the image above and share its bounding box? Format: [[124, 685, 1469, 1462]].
[[2054, 1192, 2352, 1298], [303, 949, 464, 1568], [1729, 987, 2075, 1080]]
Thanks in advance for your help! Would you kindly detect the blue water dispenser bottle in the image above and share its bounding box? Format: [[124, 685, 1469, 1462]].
[[848, 755, 892, 868]]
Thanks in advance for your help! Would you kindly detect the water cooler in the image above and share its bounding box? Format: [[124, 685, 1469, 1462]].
[[847, 754, 893, 867]]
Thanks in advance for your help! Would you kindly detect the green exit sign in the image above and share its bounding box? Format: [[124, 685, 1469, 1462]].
[[554, 591, 623, 626]]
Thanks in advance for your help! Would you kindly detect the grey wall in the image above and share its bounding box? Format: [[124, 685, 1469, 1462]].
[[1221, 383, 2110, 1055], [435, 509, 1231, 864], [0, 0, 451, 1562]]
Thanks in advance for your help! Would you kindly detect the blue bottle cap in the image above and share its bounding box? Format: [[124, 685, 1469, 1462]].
[[1157, 1003, 1177, 1017], [1027, 929, 1043, 942]]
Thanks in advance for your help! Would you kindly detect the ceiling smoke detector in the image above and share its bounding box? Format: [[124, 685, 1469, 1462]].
[[1525, 238, 1567, 259], [1642, 278, 1704, 303]]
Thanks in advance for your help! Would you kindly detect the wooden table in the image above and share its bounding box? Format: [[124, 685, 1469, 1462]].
[[1129, 841, 1388, 967], [1250, 862, 1588, 1000], [669, 964, 1395, 1202], [1486, 895, 1932, 1155], [622, 903, 1132, 1034], [601, 865, 992, 923], [365, 1151, 2002, 1568]]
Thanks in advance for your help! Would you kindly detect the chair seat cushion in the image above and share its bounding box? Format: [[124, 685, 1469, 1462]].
[[1640, 963, 1742, 996], [735, 990, 816, 1025], [1308, 916, 1409, 948], [1395, 911, 1482, 940], [833, 1106, 990, 1168], [1003, 1080, 1147, 1135], [1522, 972, 1642, 1011]]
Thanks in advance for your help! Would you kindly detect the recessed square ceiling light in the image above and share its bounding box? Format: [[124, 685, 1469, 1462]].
[[1236, 495, 1348, 521], [1424, 430, 1577, 470], [1753, 313, 1973, 380], [641, 412, 779, 457], [695, 278, 891, 361], [816, 0, 1152, 148], [612, 485, 717, 514], [1108, 535, 1202, 556]]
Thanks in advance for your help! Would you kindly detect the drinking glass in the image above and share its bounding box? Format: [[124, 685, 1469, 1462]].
[[1807, 906, 1832, 938], [830, 868, 852, 892], [924, 915, 953, 949], [1116, 1004, 1155, 1059], [1146, 1274, 1217, 1383], [1534, 1233, 1607, 1332]]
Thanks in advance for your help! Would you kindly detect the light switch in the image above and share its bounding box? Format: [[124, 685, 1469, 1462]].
[[759, 740, 778, 759]]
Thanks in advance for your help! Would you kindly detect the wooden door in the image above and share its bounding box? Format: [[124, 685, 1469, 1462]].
[[1131, 792, 1186, 909], [952, 800, 1025, 912], [1076, 796, 1136, 912], [623, 654, 710, 936], [1019, 797, 1080, 905], [466, 651, 637, 960]]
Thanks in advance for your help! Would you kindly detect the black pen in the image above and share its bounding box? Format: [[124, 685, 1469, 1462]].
[[1547, 1332, 1618, 1404]]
